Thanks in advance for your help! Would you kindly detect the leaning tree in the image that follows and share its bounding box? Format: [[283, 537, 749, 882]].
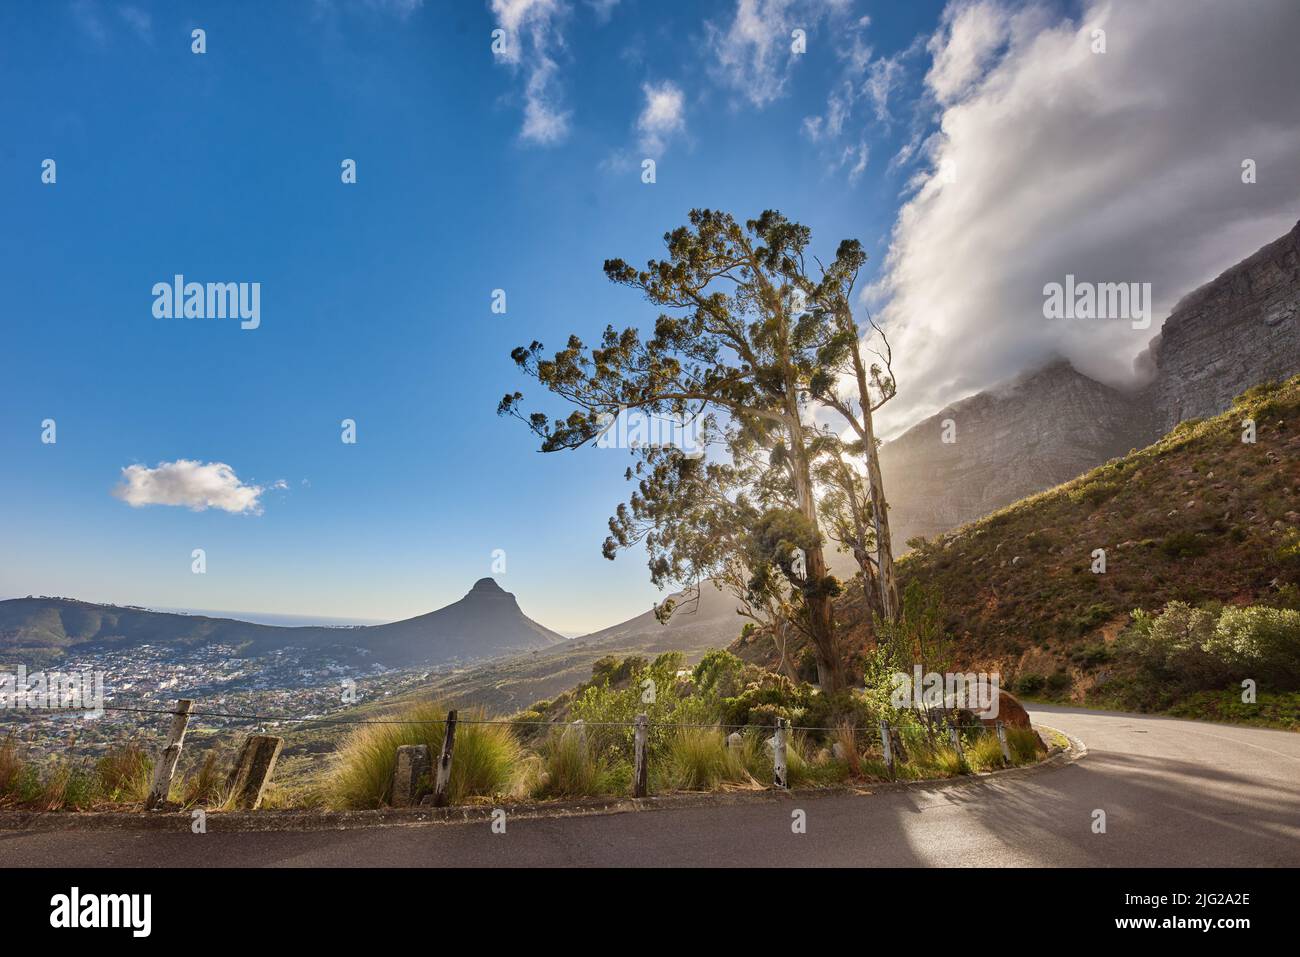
[[499, 209, 851, 690]]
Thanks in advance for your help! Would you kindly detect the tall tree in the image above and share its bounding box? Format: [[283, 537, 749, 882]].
[[800, 239, 901, 621], [499, 209, 848, 690]]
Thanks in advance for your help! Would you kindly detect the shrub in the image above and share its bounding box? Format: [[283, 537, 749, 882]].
[[327, 702, 521, 809], [1205, 605, 1300, 684], [1014, 674, 1046, 697], [1160, 531, 1209, 559], [1046, 670, 1072, 695], [692, 649, 748, 700], [718, 672, 812, 728]]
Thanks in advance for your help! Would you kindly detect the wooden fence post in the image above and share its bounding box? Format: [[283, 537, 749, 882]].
[[146, 698, 193, 810], [432, 709, 457, 807], [879, 719, 894, 775], [633, 713, 649, 798], [949, 725, 965, 763], [225, 734, 284, 810], [773, 717, 789, 789], [996, 721, 1012, 764]]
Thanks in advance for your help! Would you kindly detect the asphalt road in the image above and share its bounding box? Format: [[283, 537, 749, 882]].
[[3, 705, 1298, 867]]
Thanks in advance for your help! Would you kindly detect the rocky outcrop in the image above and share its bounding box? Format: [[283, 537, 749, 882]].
[[878, 221, 1300, 550], [1146, 220, 1300, 433], [879, 361, 1153, 547]]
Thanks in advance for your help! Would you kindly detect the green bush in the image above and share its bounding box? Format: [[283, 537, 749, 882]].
[[1014, 674, 1046, 696], [1205, 605, 1300, 683], [1046, 670, 1072, 694], [1160, 531, 1209, 559]]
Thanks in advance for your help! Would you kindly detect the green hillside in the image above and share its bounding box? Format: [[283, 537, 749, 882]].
[[731, 376, 1300, 724]]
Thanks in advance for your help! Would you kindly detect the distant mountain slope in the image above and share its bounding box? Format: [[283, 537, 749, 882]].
[[0, 578, 563, 668], [575, 583, 744, 651], [403, 584, 749, 716], [879, 360, 1153, 547], [879, 220, 1300, 550]]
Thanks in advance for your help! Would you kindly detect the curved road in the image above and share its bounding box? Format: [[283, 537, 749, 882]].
[[3, 705, 1298, 866]]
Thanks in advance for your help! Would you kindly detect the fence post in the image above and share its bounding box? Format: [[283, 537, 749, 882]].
[[225, 734, 284, 809], [146, 698, 193, 810], [949, 725, 965, 763], [392, 744, 431, 807], [773, 717, 789, 789], [432, 709, 457, 808], [633, 713, 649, 798], [996, 721, 1011, 764], [879, 719, 894, 776]]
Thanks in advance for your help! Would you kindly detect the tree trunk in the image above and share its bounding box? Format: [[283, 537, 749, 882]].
[[784, 405, 844, 693], [861, 423, 899, 621], [843, 313, 899, 622]]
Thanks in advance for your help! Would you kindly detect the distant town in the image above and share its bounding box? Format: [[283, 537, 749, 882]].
[[0, 641, 458, 760]]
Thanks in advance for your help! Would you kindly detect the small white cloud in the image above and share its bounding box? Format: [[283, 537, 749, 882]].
[[491, 0, 572, 145], [707, 0, 852, 108], [637, 81, 686, 155], [113, 460, 275, 515]]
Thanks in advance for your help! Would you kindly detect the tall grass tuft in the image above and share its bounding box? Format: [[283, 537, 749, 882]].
[[327, 702, 521, 809], [660, 727, 754, 791], [833, 721, 863, 777], [180, 749, 228, 808], [94, 746, 152, 804], [1006, 726, 1044, 763], [533, 725, 612, 798], [965, 731, 1006, 772], [0, 736, 31, 804]]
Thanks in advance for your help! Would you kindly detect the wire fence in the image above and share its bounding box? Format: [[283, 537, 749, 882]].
[[92, 702, 1003, 734]]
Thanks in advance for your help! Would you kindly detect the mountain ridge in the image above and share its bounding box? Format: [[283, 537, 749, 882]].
[[0, 577, 564, 669]]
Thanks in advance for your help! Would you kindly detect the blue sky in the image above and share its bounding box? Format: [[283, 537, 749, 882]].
[[3, 0, 1297, 633]]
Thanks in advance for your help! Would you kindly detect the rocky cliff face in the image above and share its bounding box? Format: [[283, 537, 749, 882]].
[[878, 221, 1300, 549], [879, 361, 1152, 547], [1146, 220, 1300, 433]]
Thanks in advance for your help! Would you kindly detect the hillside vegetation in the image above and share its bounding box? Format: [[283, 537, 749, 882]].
[[734, 376, 1300, 724]]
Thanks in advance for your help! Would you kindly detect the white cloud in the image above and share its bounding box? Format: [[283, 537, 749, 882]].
[[871, 0, 1300, 435], [113, 460, 278, 515], [923, 0, 1010, 105], [800, 18, 924, 181], [490, 0, 571, 145], [636, 81, 686, 155], [707, 0, 850, 108]]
